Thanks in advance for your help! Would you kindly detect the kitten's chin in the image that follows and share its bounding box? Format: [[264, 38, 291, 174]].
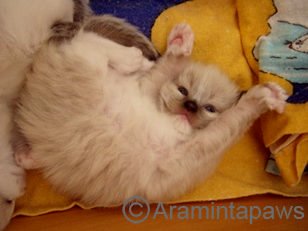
[[177, 112, 190, 123], [160, 97, 193, 126], [173, 114, 193, 135]]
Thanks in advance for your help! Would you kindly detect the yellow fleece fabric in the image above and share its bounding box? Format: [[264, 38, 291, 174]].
[[14, 0, 307, 217], [237, 0, 308, 187]]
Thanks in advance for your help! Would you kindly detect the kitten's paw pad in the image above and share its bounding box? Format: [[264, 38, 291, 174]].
[[264, 83, 288, 101], [15, 150, 38, 170], [242, 83, 288, 113], [263, 83, 288, 113], [111, 47, 149, 74], [0, 164, 25, 199], [167, 23, 194, 56]]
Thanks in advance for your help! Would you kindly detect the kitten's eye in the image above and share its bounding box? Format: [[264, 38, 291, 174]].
[[178, 86, 188, 96], [204, 104, 216, 113], [5, 199, 13, 204]]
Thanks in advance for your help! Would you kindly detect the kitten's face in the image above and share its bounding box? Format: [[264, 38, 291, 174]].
[[159, 63, 240, 129]]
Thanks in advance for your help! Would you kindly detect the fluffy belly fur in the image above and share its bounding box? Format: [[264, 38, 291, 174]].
[[16, 35, 188, 205]]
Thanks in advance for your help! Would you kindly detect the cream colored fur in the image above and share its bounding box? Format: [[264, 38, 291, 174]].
[[15, 24, 287, 207], [0, 0, 75, 229], [0, 1, 159, 227]]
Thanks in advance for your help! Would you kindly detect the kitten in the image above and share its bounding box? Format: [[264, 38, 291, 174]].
[[15, 23, 287, 206], [0, 0, 157, 229]]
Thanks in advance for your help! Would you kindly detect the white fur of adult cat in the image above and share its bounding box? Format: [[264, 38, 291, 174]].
[[0, 0, 75, 229], [15, 24, 287, 207]]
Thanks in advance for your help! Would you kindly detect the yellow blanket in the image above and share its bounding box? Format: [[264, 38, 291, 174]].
[[237, 0, 308, 187], [14, 0, 308, 217]]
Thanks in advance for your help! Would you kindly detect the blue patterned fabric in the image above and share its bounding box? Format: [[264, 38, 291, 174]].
[[287, 83, 308, 103], [255, 21, 308, 104], [90, 0, 186, 38]]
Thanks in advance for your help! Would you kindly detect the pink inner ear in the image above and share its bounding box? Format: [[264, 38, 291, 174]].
[[169, 35, 183, 46]]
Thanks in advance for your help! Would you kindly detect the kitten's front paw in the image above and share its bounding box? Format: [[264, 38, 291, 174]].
[[240, 83, 288, 113], [167, 23, 194, 56], [263, 83, 289, 113], [0, 163, 25, 200], [110, 47, 154, 74]]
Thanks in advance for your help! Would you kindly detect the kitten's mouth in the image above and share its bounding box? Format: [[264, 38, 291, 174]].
[[178, 111, 191, 123], [161, 99, 192, 124]]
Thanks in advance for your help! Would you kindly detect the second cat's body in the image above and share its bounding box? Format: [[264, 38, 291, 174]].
[[0, 1, 76, 228], [0, 0, 158, 228]]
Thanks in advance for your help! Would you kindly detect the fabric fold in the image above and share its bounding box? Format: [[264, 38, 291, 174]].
[[237, 0, 308, 186]]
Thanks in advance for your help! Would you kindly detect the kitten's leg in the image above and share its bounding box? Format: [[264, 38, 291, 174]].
[[105, 44, 154, 74], [142, 83, 287, 201], [85, 15, 156, 73], [83, 26, 154, 73], [79, 32, 154, 74], [84, 15, 159, 61], [50, 25, 153, 75], [0, 103, 25, 198]]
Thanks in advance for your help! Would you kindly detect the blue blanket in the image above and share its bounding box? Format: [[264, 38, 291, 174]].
[[90, 0, 186, 38]]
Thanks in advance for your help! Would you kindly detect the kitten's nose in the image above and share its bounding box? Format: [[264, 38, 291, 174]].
[[183, 100, 198, 113]]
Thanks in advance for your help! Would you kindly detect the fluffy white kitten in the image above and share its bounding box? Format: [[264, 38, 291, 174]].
[[15, 23, 287, 207]]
